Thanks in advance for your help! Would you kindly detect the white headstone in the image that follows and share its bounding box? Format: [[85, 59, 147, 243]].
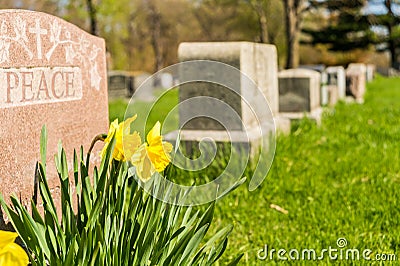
[[159, 72, 174, 89], [326, 66, 346, 99], [166, 41, 279, 150]]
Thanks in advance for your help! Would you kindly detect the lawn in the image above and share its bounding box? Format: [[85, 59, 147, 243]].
[[109, 76, 400, 264], [109, 88, 178, 137]]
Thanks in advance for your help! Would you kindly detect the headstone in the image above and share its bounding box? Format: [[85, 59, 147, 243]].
[[346, 63, 366, 103], [376, 67, 400, 77], [0, 10, 108, 220], [166, 41, 279, 151], [159, 72, 174, 89], [299, 65, 331, 106], [320, 71, 329, 106], [278, 69, 322, 123], [366, 64, 375, 82], [132, 72, 153, 101], [178, 42, 279, 115], [298, 64, 325, 73], [326, 66, 346, 100], [108, 70, 134, 98]]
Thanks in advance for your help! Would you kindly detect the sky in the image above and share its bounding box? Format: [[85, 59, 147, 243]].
[[364, 0, 400, 15]]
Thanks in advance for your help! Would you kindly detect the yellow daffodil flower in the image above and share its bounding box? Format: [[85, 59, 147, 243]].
[[101, 116, 141, 162], [0, 230, 29, 266], [131, 121, 173, 182]]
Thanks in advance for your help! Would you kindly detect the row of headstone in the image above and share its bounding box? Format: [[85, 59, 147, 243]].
[[107, 71, 174, 100], [376, 66, 400, 77], [166, 42, 376, 156]]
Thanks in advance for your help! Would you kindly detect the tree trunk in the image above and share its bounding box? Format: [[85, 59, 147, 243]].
[[254, 2, 269, 43], [145, 0, 163, 72], [283, 0, 302, 69], [86, 0, 98, 36], [384, 0, 398, 68]]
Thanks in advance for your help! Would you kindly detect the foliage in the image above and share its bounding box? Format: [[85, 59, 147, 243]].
[[0, 126, 242, 265], [304, 0, 376, 51], [368, 0, 400, 68], [304, 0, 400, 67]]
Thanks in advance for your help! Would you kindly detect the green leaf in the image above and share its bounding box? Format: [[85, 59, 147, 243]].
[[40, 125, 47, 168], [226, 253, 244, 266], [179, 224, 209, 265]]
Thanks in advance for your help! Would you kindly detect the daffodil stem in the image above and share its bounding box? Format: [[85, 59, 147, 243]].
[[86, 134, 107, 164]]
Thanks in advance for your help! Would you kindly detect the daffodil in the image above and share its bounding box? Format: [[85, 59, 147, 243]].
[[101, 116, 141, 162], [0, 230, 29, 266], [131, 121, 173, 182]]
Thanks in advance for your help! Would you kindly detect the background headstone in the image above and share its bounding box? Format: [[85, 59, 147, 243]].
[[178, 42, 279, 116], [159, 72, 174, 89], [165, 41, 278, 151], [0, 10, 109, 222], [326, 66, 346, 100], [278, 69, 321, 112], [366, 64, 375, 82], [346, 63, 366, 102], [299, 65, 331, 106], [320, 71, 329, 106], [298, 64, 325, 73], [278, 69, 322, 124], [132, 71, 153, 101], [108, 70, 134, 98]]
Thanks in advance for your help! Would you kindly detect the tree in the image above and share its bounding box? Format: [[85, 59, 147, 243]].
[[143, 0, 164, 72], [304, 0, 373, 51], [282, 0, 308, 69], [369, 0, 400, 68], [86, 0, 98, 36], [304, 0, 400, 68]]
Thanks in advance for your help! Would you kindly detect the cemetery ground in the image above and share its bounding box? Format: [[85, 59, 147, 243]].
[[109, 75, 400, 264]]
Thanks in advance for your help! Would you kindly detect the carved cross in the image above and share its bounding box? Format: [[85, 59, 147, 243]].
[[29, 19, 47, 59]]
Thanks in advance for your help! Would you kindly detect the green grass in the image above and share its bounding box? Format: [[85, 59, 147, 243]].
[[109, 88, 178, 136], [108, 76, 400, 264], [215, 76, 400, 264]]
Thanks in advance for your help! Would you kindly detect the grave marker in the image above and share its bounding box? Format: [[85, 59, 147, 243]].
[[326, 66, 346, 100], [0, 10, 109, 223], [346, 63, 366, 103], [278, 69, 322, 124], [165, 41, 279, 153], [108, 70, 134, 98]]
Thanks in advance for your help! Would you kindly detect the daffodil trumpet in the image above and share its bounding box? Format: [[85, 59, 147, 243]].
[[0, 230, 29, 266], [100, 116, 172, 182]]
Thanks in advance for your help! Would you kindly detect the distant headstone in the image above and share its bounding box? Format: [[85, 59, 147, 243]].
[[320, 71, 329, 106], [278, 69, 322, 123], [299, 65, 331, 106], [326, 66, 346, 100], [108, 70, 134, 98], [166, 41, 279, 151], [346, 63, 366, 102], [159, 72, 174, 89], [133, 72, 153, 101], [298, 64, 325, 73], [0, 10, 108, 219], [366, 64, 375, 82]]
